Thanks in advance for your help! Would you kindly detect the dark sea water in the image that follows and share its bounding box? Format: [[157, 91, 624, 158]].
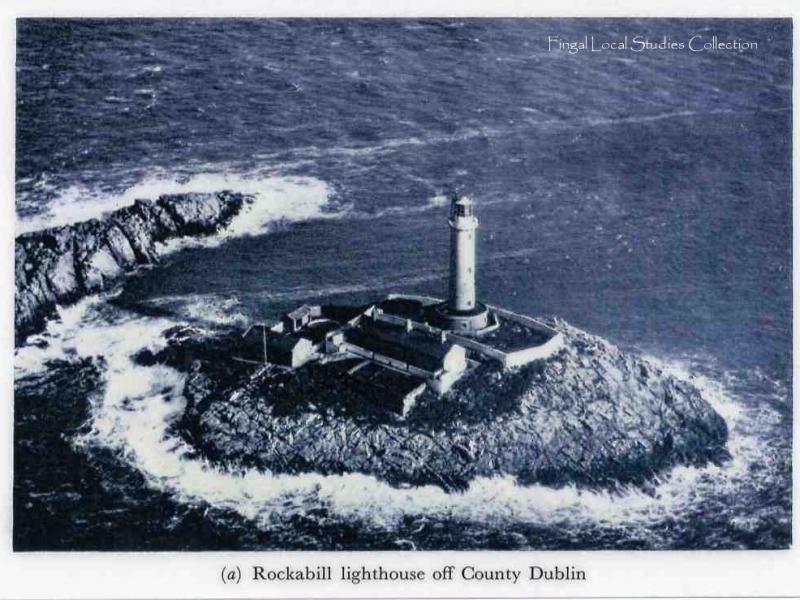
[[14, 19, 792, 550]]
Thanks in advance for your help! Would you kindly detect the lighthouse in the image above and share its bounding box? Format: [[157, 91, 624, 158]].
[[436, 194, 490, 333], [448, 196, 478, 312]]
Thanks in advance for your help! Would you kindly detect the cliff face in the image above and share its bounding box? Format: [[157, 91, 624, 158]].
[[15, 192, 250, 344], [143, 321, 729, 492]]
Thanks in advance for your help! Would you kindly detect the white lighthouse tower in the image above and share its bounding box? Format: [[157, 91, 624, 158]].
[[448, 196, 478, 312], [437, 194, 489, 333]]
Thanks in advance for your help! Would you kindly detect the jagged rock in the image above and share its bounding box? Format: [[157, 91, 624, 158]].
[[15, 191, 251, 344], [140, 320, 729, 492]]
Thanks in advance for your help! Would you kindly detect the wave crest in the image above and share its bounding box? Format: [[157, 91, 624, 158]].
[[17, 172, 337, 237]]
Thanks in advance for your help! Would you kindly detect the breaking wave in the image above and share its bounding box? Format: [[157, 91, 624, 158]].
[[156, 175, 339, 253], [16, 171, 338, 237]]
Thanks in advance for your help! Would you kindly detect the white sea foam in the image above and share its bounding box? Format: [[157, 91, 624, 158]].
[[14, 299, 101, 378], [13, 294, 174, 380], [157, 175, 335, 253], [142, 294, 250, 327], [15, 297, 779, 537], [16, 172, 336, 238]]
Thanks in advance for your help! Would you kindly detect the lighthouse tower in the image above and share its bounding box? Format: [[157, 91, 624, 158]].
[[437, 194, 489, 333], [448, 196, 478, 312]]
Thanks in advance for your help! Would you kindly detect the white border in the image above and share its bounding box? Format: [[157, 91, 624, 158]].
[[0, 1, 796, 599]]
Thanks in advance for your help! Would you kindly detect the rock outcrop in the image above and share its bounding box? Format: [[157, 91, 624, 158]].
[[141, 320, 729, 492], [15, 191, 251, 344]]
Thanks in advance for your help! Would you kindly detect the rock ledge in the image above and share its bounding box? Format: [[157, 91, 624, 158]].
[[15, 191, 251, 344]]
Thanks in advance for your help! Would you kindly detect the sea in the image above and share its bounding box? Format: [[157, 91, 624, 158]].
[[13, 18, 792, 550]]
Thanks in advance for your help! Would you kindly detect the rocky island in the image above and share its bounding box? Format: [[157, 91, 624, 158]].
[[17, 190, 730, 493], [139, 318, 728, 492]]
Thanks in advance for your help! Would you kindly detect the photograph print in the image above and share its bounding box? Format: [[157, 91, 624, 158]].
[[13, 18, 792, 551]]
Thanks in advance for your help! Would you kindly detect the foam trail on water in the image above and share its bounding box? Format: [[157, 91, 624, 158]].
[[15, 300, 778, 539]]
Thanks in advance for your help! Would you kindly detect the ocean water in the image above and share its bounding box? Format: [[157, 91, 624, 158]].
[[13, 19, 792, 550]]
